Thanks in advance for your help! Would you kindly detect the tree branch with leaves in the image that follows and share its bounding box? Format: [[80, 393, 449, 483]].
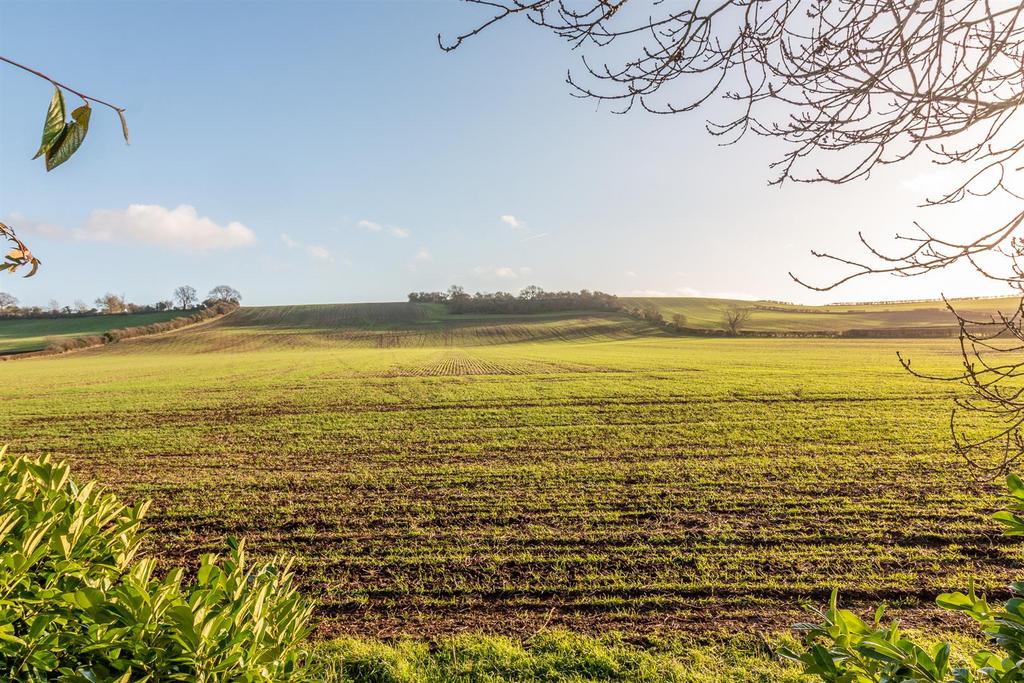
[[0, 55, 129, 277]]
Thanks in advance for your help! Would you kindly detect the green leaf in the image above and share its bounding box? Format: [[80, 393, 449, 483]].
[[45, 105, 90, 171], [32, 86, 66, 160], [934, 642, 950, 675], [937, 592, 975, 611]]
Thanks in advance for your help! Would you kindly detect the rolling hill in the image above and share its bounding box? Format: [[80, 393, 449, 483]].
[[5, 295, 1019, 357], [621, 295, 1022, 333], [106, 303, 658, 353]]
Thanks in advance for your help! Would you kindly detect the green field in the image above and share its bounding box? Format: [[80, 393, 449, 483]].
[[0, 310, 191, 354], [624, 295, 1021, 333], [0, 301, 1017, 646]]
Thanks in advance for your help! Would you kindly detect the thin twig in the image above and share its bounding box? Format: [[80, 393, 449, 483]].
[[0, 55, 126, 113]]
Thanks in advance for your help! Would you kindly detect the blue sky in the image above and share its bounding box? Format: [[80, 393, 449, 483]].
[[0, 0, 1013, 307]]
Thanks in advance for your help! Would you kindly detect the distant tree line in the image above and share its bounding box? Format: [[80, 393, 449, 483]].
[[408, 285, 619, 314], [0, 285, 241, 319]]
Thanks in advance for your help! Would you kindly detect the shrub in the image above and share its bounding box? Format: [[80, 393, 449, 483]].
[[0, 447, 313, 681], [783, 473, 1024, 682]]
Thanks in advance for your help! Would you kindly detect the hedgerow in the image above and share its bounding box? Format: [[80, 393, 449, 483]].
[[0, 447, 312, 681], [37, 302, 238, 356]]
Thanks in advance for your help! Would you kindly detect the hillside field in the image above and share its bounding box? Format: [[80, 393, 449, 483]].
[[623, 295, 1022, 333], [0, 310, 191, 354], [0, 301, 1018, 643]]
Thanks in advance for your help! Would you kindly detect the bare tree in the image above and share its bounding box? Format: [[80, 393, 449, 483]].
[[47, 299, 60, 314], [723, 308, 750, 336], [672, 313, 688, 331], [173, 285, 198, 310], [0, 292, 17, 311], [445, 1, 1024, 281], [207, 285, 242, 304], [73, 299, 89, 314], [95, 293, 126, 314], [447, 1, 1024, 476]]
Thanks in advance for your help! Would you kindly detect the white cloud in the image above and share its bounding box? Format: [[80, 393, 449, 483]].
[[521, 232, 548, 243], [281, 233, 333, 262], [3, 212, 64, 238], [625, 270, 638, 278], [674, 286, 701, 297], [82, 204, 255, 250], [10, 205, 256, 250], [414, 248, 432, 262], [627, 289, 670, 297], [500, 215, 523, 229], [473, 265, 531, 279], [357, 219, 409, 238]]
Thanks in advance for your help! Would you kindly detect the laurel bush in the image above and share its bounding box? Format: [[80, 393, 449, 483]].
[[0, 447, 312, 681]]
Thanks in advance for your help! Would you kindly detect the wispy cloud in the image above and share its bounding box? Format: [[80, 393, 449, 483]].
[[500, 214, 548, 243], [281, 233, 334, 262], [357, 218, 409, 238], [10, 205, 257, 250], [413, 247, 432, 262], [473, 265, 532, 280], [307, 245, 332, 261]]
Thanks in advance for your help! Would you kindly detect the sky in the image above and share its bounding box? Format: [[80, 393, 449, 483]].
[[0, 0, 1018, 307]]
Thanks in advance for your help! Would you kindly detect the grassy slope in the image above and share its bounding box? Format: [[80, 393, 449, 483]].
[[0, 310, 191, 354], [117, 303, 660, 353], [2, 301, 1016, 642], [5, 294, 1019, 351], [623, 295, 1022, 332]]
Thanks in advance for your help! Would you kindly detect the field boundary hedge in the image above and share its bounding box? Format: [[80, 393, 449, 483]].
[[0, 302, 239, 361], [674, 325, 961, 339]]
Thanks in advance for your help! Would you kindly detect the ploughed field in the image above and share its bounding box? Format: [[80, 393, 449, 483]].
[[0, 302, 1016, 638]]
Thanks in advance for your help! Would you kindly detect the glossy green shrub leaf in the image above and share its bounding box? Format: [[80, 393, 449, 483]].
[[0, 446, 314, 681]]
